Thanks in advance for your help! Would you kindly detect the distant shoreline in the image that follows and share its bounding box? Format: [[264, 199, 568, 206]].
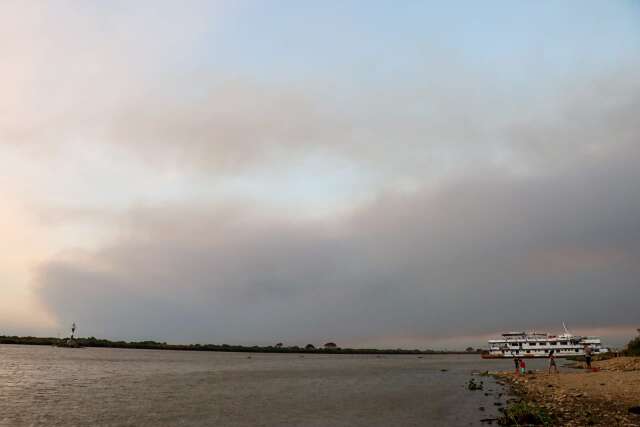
[[0, 335, 479, 355]]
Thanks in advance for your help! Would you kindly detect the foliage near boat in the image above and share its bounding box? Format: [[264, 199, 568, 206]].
[[624, 329, 640, 356]]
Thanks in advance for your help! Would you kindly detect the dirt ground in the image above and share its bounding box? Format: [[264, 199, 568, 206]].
[[498, 357, 640, 426], [595, 356, 640, 372]]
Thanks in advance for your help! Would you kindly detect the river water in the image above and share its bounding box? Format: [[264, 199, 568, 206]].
[[0, 345, 560, 426]]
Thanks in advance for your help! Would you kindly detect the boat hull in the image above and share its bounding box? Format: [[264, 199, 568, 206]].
[[481, 353, 577, 359]]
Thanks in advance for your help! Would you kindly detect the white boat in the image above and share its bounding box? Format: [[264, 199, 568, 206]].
[[483, 324, 608, 358]]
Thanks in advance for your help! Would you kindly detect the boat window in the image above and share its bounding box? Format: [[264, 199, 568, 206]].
[[560, 341, 567, 345], [550, 342, 557, 345], [529, 342, 536, 346]]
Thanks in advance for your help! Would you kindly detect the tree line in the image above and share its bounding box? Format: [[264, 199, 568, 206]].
[[0, 335, 473, 355]]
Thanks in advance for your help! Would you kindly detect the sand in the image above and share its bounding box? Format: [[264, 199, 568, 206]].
[[497, 357, 640, 426]]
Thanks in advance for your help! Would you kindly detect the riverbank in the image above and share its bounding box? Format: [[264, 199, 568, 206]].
[[496, 357, 640, 426]]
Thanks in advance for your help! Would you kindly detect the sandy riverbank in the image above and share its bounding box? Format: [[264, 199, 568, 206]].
[[496, 357, 640, 426]]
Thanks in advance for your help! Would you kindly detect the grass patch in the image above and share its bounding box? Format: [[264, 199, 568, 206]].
[[499, 401, 554, 426]]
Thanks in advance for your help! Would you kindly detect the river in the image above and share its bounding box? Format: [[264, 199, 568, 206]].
[[0, 345, 562, 426]]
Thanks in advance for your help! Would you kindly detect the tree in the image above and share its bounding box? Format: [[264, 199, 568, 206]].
[[465, 347, 474, 352], [275, 342, 283, 348], [625, 329, 640, 356], [324, 342, 338, 349], [305, 344, 315, 350]]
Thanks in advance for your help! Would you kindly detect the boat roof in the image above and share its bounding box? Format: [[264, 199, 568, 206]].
[[501, 331, 548, 336]]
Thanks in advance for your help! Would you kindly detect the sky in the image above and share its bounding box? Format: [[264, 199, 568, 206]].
[[1, 0, 639, 349]]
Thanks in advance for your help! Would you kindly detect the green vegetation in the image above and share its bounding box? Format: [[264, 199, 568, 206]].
[[0, 335, 473, 355], [467, 378, 483, 390], [624, 329, 640, 356], [0, 336, 59, 346], [498, 401, 554, 426]]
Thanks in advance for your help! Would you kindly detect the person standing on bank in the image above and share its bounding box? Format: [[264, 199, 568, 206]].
[[548, 350, 559, 374], [513, 356, 520, 373], [519, 358, 526, 375], [584, 345, 593, 369]]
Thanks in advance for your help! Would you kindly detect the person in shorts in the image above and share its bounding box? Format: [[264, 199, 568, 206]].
[[513, 356, 520, 373]]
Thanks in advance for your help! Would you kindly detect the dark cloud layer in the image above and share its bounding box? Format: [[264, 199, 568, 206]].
[[37, 138, 640, 346]]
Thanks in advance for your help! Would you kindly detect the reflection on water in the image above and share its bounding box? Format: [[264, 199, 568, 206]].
[[0, 345, 559, 426]]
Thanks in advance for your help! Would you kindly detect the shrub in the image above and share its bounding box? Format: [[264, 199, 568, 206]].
[[499, 401, 553, 426], [625, 330, 640, 356]]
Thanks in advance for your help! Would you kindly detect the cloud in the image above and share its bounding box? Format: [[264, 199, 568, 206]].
[[35, 138, 640, 346], [4, 2, 639, 347], [3, 1, 637, 180], [0, 1, 218, 150], [0, 193, 57, 333]]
